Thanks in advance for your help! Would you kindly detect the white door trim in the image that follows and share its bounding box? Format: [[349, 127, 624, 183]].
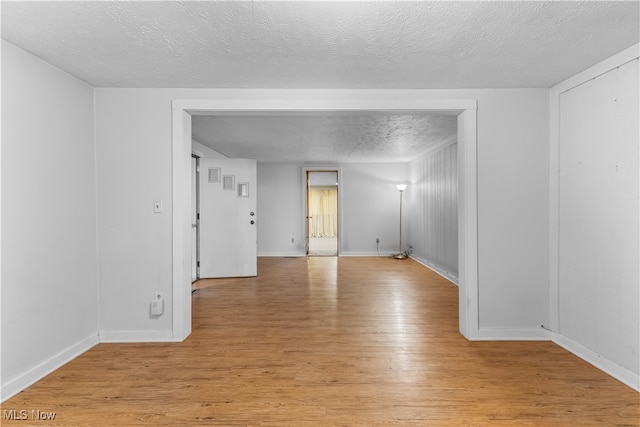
[[302, 167, 343, 256], [171, 92, 479, 342]]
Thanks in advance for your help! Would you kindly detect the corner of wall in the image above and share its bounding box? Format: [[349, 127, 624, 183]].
[[1, 334, 99, 403], [548, 43, 640, 391], [552, 333, 640, 392]]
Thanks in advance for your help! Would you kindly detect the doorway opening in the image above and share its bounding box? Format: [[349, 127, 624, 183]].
[[172, 94, 478, 342], [306, 170, 339, 256], [191, 154, 200, 283]]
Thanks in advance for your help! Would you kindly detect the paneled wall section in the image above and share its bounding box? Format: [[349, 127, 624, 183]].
[[408, 144, 458, 282], [557, 58, 639, 379]]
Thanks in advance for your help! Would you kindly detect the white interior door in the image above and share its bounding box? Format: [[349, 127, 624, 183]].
[[198, 158, 257, 278]]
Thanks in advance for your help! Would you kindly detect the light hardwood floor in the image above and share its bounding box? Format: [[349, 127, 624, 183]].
[[308, 237, 338, 256], [2, 257, 638, 426]]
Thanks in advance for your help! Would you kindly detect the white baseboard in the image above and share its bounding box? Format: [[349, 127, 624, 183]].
[[99, 330, 176, 343], [552, 332, 640, 392], [475, 327, 552, 341], [1, 333, 99, 402], [339, 252, 393, 257], [257, 252, 305, 257], [410, 256, 459, 285], [258, 252, 402, 258], [258, 252, 396, 257]]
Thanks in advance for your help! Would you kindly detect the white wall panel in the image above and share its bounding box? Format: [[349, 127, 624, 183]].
[[340, 163, 409, 255], [408, 144, 458, 281], [257, 162, 407, 256], [558, 59, 639, 377], [95, 90, 175, 334], [95, 88, 547, 339], [476, 91, 549, 332], [256, 163, 305, 256], [1, 42, 98, 399]]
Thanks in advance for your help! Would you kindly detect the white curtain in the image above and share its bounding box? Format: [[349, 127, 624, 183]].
[[308, 186, 338, 237]]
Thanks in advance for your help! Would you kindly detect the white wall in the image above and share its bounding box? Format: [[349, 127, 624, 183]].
[[1, 42, 99, 399], [475, 90, 549, 334], [257, 162, 408, 256], [409, 143, 459, 282], [341, 163, 408, 255], [257, 163, 305, 256], [94, 88, 548, 340], [95, 90, 174, 340], [551, 46, 639, 390]]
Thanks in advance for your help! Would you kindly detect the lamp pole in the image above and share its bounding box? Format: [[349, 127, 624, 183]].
[[393, 184, 407, 259]]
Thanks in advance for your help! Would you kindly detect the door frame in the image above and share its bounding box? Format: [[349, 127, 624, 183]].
[[191, 154, 200, 282], [303, 168, 342, 256], [171, 92, 478, 342]]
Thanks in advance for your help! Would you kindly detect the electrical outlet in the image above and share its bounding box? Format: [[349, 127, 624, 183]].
[[151, 292, 164, 316], [376, 237, 380, 243]]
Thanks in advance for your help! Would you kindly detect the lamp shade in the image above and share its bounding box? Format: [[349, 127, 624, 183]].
[[396, 184, 407, 191]]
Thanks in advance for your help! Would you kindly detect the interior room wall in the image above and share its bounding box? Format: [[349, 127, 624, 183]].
[[551, 47, 639, 390], [408, 143, 459, 283], [95, 90, 174, 340], [257, 163, 306, 256], [475, 90, 549, 334], [1, 41, 99, 399], [256, 162, 407, 256], [340, 163, 409, 255], [94, 88, 548, 340]]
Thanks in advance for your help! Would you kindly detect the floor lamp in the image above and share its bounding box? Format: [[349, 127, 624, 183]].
[[393, 184, 407, 259]]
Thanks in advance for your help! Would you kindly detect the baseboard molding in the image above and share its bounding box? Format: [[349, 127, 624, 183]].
[[1, 333, 99, 402], [339, 252, 393, 257], [257, 252, 305, 257], [475, 327, 552, 341], [257, 252, 397, 258], [99, 330, 177, 343], [552, 332, 640, 392], [410, 256, 459, 285]]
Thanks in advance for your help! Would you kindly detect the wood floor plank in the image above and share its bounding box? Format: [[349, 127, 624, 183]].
[[2, 257, 638, 426]]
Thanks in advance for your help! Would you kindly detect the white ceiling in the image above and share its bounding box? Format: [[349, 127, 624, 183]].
[[3, 1, 638, 89], [3, 1, 638, 162], [192, 113, 458, 163]]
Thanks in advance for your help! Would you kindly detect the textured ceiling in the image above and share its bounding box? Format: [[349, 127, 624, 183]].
[[2, 1, 638, 163], [2, 1, 638, 89], [192, 113, 458, 163]]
